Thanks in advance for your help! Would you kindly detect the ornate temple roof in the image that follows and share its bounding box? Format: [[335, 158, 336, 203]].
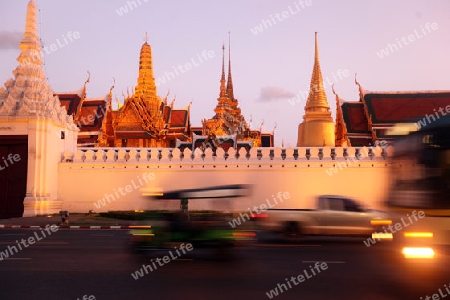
[[337, 82, 450, 146], [58, 92, 83, 116], [110, 39, 190, 143], [169, 110, 189, 128], [52, 36, 192, 147], [203, 37, 250, 139], [340, 101, 372, 146], [363, 91, 450, 126], [78, 95, 108, 131], [54, 74, 110, 146]]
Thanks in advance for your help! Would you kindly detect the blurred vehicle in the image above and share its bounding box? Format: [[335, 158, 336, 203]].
[[129, 184, 250, 260], [258, 195, 390, 241], [380, 116, 450, 284]]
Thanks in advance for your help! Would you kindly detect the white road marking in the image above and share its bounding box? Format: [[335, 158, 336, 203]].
[[0, 234, 26, 236], [255, 244, 321, 247], [90, 234, 114, 237], [0, 242, 68, 245], [302, 260, 346, 264]]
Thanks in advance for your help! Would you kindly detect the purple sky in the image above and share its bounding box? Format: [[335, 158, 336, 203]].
[[1, 0, 449, 147]]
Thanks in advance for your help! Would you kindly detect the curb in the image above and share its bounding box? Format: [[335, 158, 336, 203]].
[[0, 225, 151, 230]]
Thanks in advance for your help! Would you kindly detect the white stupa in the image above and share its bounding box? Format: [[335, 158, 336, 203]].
[[0, 0, 79, 217], [0, 0, 76, 128]]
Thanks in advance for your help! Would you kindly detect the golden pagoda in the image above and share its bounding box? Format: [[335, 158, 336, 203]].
[[297, 32, 335, 147], [97, 36, 191, 148], [202, 44, 248, 136], [199, 36, 265, 149]]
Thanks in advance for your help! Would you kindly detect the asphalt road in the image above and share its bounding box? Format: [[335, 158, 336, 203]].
[[0, 229, 447, 300]]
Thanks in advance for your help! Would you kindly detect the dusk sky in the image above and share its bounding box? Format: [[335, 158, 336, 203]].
[[1, 0, 449, 147]]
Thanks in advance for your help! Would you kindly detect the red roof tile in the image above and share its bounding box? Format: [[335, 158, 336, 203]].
[[341, 102, 370, 133], [170, 110, 188, 128], [77, 101, 106, 131], [364, 92, 450, 124], [56, 93, 82, 115]]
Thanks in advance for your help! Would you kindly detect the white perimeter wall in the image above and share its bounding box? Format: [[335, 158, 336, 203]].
[[57, 146, 392, 213]]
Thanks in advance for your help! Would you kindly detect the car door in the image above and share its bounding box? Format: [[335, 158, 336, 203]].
[[341, 198, 373, 235], [320, 197, 346, 235]]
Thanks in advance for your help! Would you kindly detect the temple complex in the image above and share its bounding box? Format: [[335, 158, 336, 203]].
[[57, 35, 274, 150], [297, 33, 335, 147], [1, 0, 450, 218]]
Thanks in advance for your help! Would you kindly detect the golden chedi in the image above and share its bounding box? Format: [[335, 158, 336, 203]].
[[297, 32, 335, 147]]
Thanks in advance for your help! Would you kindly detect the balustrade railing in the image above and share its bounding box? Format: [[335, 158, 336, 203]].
[[62, 146, 392, 164]]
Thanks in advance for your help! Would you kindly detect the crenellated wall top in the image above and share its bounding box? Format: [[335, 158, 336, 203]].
[[61, 146, 393, 164]]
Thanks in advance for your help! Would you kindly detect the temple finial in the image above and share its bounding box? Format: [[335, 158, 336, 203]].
[[145, 32, 148, 43], [84, 71, 90, 87], [109, 78, 115, 95], [354, 72, 366, 101], [226, 31, 234, 100], [219, 44, 227, 97], [106, 78, 115, 113], [314, 32, 319, 64]]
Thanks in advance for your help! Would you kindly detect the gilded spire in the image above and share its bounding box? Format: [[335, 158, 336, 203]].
[[207, 41, 248, 138], [297, 32, 334, 147], [219, 44, 227, 97], [226, 31, 234, 100], [304, 32, 330, 111], [134, 37, 157, 97]]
